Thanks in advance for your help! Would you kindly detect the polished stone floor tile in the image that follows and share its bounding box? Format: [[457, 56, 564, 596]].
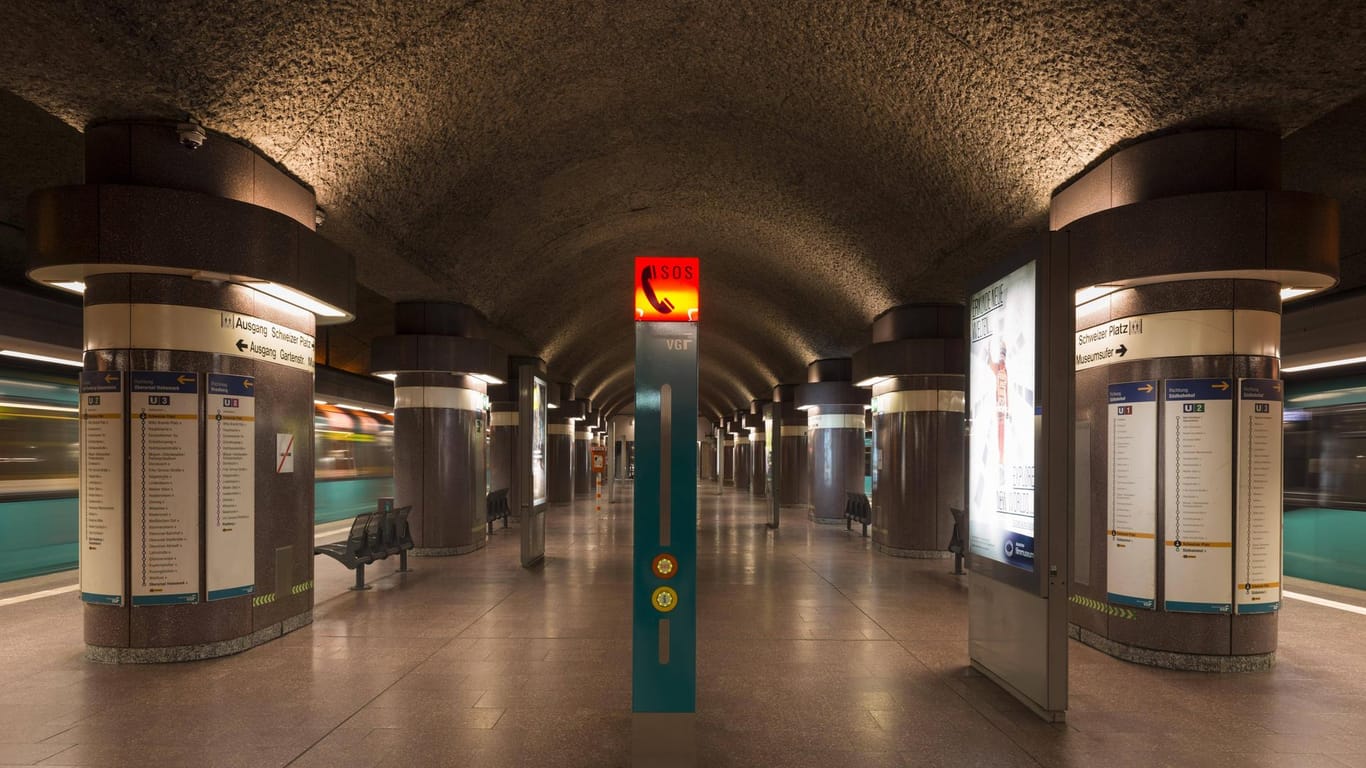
[[0, 485, 1364, 767]]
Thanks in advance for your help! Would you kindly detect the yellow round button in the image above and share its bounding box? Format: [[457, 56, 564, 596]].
[[651, 586, 679, 613]]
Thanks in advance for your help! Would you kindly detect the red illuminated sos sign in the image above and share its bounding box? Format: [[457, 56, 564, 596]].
[[634, 257, 699, 322]]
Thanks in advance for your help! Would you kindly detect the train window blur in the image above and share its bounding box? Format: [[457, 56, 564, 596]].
[[315, 405, 394, 479], [1283, 402, 1366, 511], [0, 372, 79, 496]]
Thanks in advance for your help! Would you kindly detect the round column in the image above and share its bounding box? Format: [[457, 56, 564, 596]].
[[548, 383, 577, 505], [573, 402, 594, 498], [721, 421, 736, 485], [773, 384, 809, 509], [733, 411, 752, 492], [750, 400, 770, 498], [853, 304, 966, 558], [796, 359, 870, 524], [1055, 129, 1337, 671], [28, 120, 355, 662], [372, 302, 504, 556]]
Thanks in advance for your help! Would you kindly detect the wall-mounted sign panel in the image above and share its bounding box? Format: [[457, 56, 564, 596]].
[[79, 371, 124, 606], [968, 260, 1037, 573], [1106, 381, 1158, 609], [1162, 378, 1233, 614], [634, 256, 700, 323], [85, 304, 316, 372], [206, 374, 255, 601], [130, 371, 201, 606], [1074, 309, 1279, 371], [1236, 379, 1283, 614]]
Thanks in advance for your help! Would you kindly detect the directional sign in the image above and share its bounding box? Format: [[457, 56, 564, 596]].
[[1106, 381, 1157, 610], [80, 371, 124, 606], [85, 304, 316, 372], [1236, 379, 1283, 614], [206, 374, 256, 601], [1074, 309, 1279, 371], [130, 371, 200, 606]]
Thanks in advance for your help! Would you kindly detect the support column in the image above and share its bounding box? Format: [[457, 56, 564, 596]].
[[574, 402, 595, 498], [1054, 129, 1337, 671], [721, 422, 735, 485], [29, 119, 356, 662], [750, 400, 770, 498], [853, 304, 966, 557], [733, 411, 751, 492], [773, 384, 809, 510], [797, 359, 870, 524], [548, 383, 578, 505], [372, 302, 504, 556]]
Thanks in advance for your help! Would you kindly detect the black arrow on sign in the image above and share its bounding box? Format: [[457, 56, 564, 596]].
[[1115, 344, 1128, 357], [235, 339, 249, 352]]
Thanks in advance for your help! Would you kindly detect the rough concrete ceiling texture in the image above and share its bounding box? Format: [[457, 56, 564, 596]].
[[2, 1, 1365, 417]]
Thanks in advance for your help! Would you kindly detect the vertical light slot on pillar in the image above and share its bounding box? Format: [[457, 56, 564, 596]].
[[660, 383, 672, 548], [659, 618, 670, 664]]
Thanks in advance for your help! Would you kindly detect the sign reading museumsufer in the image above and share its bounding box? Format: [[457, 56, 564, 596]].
[[967, 260, 1037, 573]]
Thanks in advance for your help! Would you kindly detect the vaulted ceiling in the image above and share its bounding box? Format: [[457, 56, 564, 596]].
[[2, 1, 1365, 417]]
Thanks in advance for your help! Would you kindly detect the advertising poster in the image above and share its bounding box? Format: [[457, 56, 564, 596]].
[[1162, 378, 1233, 614], [1236, 379, 1283, 614], [968, 260, 1037, 572], [130, 371, 201, 606], [532, 376, 548, 506], [79, 371, 124, 605], [206, 374, 255, 601], [1106, 381, 1158, 609]]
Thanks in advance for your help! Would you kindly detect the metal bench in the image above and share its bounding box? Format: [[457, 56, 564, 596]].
[[844, 492, 871, 537], [313, 505, 414, 590], [486, 488, 511, 533]]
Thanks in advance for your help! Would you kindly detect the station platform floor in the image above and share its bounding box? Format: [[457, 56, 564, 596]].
[[2, 485, 1366, 767]]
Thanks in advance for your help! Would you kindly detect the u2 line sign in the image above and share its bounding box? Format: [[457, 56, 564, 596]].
[[1074, 309, 1279, 372]]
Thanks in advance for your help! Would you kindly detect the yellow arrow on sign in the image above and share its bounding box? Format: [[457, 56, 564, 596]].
[[243, 380, 253, 389], [1212, 381, 1230, 391], [176, 374, 194, 385], [104, 374, 117, 384], [1137, 384, 1153, 393]]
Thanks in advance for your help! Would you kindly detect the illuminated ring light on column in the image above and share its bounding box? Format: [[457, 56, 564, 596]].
[[651, 586, 679, 613], [27, 121, 356, 323], [652, 553, 679, 579]]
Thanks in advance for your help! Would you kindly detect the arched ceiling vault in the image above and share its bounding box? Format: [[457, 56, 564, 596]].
[[1, 2, 1365, 406]]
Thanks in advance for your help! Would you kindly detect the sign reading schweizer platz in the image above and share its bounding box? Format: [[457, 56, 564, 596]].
[[85, 304, 316, 372]]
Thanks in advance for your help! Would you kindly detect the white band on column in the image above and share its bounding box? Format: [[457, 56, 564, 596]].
[[394, 386, 485, 411]]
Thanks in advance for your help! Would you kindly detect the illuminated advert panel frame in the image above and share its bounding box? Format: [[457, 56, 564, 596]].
[[965, 247, 1060, 596]]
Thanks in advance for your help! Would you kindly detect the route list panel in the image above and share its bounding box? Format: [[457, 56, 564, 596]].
[[1236, 379, 1283, 614], [206, 374, 255, 601], [1106, 381, 1158, 610], [130, 371, 201, 606], [1162, 378, 1233, 614], [80, 371, 124, 605]]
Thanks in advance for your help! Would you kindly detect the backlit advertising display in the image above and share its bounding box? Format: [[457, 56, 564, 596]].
[[532, 376, 548, 506], [968, 260, 1037, 573]]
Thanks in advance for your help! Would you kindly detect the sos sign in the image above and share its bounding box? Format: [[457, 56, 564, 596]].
[[634, 256, 699, 323]]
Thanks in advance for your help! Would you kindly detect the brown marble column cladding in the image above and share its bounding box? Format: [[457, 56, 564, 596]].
[[488, 401, 519, 514], [372, 303, 505, 556], [573, 403, 593, 498], [796, 359, 870, 524], [392, 373, 488, 555], [27, 120, 356, 662], [750, 400, 770, 498], [852, 304, 966, 558], [733, 411, 752, 492], [1055, 129, 1338, 671], [774, 385, 808, 508], [547, 385, 577, 505], [721, 424, 736, 484]]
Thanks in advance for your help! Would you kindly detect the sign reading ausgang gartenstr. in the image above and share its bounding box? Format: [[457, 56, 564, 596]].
[[1074, 309, 1279, 372], [85, 304, 316, 372]]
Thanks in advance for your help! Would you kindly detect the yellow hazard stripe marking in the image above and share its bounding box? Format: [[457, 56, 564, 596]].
[[1069, 594, 1137, 620], [290, 580, 313, 596], [252, 593, 276, 607]]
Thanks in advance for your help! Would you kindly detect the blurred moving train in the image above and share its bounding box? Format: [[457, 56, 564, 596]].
[[1284, 375, 1366, 590], [0, 367, 393, 583]]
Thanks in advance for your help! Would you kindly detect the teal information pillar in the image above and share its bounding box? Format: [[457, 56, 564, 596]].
[[633, 321, 698, 753]]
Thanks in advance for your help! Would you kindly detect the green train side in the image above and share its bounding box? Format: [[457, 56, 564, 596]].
[[1283, 376, 1366, 590], [0, 369, 393, 583]]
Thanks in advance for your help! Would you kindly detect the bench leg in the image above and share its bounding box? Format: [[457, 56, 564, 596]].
[[487, 519, 493, 535], [953, 551, 965, 576], [846, 517, 852, 531], [349, 564, 372, 591], [397, 550, 411, 573], [862, 520, 869, 538], [502, 514, 509, 529]]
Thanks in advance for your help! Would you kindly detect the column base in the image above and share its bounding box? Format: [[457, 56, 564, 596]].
[[874, 542, 952, 559], [1069, 624, 1275, 672], [87, 610, 312, 664], [413, 539, 487, 556]]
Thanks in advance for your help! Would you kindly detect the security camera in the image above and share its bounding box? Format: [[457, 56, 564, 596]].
[[176, 122, 206, 150]]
